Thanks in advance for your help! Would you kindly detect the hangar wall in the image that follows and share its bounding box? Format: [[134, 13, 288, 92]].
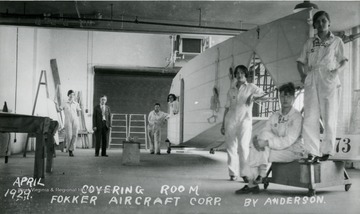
[[0, 26, 173, 154]]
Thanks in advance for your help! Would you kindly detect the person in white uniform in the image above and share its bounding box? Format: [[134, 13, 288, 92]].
[[166, 94, 179, 153], [297, 11, 347, 162], [236, 82, 306, 194], [62, 90, 81, 157], [221, 65, 264, 182], [148, 103, 169, 155], [167, 94, 179, 116]]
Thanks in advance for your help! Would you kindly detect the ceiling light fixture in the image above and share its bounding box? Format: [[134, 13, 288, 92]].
[[293, 1, 319, 13]]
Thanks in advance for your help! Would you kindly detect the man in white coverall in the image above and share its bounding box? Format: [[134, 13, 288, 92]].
[[297, 11, 347, 162], [221, 65, 264, 182], [148, 103, 169, 155], [62, 90, 81, 157], [236, 82, 306, 194]]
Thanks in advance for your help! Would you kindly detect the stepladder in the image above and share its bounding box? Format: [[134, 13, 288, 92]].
[[24, 70, 50, 157], [109, 113, 128, 148], [128, 114, 148, 150]]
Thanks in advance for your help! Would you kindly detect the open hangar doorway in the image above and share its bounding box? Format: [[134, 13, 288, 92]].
[[93, 66, 176, 149]]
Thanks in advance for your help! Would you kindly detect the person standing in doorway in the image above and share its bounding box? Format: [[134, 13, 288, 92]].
[[167, 94, 179, 116], [62, 90, 81, 157], [165, 94, 179, 153], [297, 11, 347, 162], [93, 95, 112, 157], [148, 103, 169, 155]]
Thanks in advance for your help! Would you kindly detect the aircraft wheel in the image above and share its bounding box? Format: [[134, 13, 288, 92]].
[[210, 148, 215, 154], [167, 148, 171, 154], [345, 184, 351, 191]]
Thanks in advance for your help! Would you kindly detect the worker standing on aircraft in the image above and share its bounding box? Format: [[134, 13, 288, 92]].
[[221, 65, 264, 182], [236, 82, 306, 194], [297, 11, 347, 162]]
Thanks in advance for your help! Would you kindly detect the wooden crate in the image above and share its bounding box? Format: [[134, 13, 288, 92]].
[[121, 141, 141, 165]]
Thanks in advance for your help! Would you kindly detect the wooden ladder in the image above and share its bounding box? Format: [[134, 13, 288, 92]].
[[23, 70, 49, 157]]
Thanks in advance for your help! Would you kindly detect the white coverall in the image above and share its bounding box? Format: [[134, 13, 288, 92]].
[[248, 107, 306, 180], [148, 110, 169, 153], [297, 33, 347, 156], [169, 100, 179, 116], [63, 100, 81, 151], [230, 82, 263, 177], [224, 85, 240, 177]]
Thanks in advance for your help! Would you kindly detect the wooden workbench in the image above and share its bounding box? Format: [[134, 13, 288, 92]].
[[0, 112, 58, 179]]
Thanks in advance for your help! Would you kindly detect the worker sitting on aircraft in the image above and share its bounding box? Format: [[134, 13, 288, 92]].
[[148, 103, 169, 155], [235, 82, 306, 194], [221, 65, 264, 182]]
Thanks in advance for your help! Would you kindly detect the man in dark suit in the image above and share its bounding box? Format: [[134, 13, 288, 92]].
[[93, 95, 111, 157]]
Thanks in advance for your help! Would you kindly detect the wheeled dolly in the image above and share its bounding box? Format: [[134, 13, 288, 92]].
[[262, 161, 352, 196]]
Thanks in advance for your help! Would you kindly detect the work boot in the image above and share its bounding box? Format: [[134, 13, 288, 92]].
[[241, 176, 249, 183], [229, 176, 238, 181], [299, 154, 319, 163], [319, 154, 330, 161], [235, 185, 260, 194], [254, 175, 263, 184]]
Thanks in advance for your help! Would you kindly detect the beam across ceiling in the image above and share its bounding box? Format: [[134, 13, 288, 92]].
[[0, 12, 247, 35]]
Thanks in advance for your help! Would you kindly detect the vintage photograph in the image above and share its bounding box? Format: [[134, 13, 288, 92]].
[[0, 1, 359, 213]]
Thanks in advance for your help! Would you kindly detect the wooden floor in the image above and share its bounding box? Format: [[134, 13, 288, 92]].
[[0, 148, 359, 214]]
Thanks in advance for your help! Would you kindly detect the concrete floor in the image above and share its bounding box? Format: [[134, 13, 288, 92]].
[[0, 148, 359, 214]]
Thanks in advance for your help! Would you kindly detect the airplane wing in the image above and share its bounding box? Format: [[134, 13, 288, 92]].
[[168, 9, 311, 146]]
